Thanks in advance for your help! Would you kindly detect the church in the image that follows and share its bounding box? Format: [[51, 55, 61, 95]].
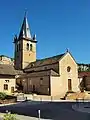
[[14, 14, 79, 97], [0, 13, 80, 97]]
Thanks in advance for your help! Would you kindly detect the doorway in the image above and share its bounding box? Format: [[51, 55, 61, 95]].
[[11, 87, 14, 93], [68, 79, 72, 91], [33, 85, 35, 92]]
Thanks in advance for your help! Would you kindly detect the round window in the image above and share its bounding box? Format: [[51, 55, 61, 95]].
[[67, 66, 71, 72]]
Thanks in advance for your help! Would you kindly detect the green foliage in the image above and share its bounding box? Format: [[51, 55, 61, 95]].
[[86, 67, 90, 72], [11, 57, 14, 61], [78, 67, 82, 72], [0, 92, 7, 100], [3, 112, 17, 120], [78, 63, 90, 72]]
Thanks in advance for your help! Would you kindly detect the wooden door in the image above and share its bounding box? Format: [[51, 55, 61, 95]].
[[68, 79, 72, 91], [11, 87, 14, 93]]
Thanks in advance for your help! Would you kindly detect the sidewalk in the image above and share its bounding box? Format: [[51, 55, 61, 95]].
[[0, 113, 51, 120], [72, 103, 90, 113]]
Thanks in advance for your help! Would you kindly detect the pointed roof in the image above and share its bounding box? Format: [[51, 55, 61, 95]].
[[18, 13, 31, 39]]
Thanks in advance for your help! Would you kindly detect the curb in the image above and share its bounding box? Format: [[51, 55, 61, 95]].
[[0, 113, 51, 120]]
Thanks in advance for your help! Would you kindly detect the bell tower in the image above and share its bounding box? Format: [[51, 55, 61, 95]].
[[14, 13, 37, 70]]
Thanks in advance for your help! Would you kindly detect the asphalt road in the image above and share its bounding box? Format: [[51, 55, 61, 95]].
[[0, 101, 89, 120]]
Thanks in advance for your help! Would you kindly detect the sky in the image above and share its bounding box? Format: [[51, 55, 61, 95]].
[[0, 0, 90, 63]]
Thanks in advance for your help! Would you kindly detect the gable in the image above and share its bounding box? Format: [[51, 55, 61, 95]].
[[59, 52, 77, 66]]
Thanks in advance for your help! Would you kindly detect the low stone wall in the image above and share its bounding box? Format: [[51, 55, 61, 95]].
[[0, 98, 16, 104], [24, 94, 63, 101]]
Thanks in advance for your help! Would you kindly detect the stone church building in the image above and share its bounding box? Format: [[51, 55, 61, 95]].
[[14, 14, 79, 97]]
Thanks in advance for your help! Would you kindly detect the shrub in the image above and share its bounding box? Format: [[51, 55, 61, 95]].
[[0, 92, 7, 100], [3, 112, 18, 120]]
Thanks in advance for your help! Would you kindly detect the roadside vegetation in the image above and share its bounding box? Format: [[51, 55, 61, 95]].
[[0, 92, 7, 100], [3, 112, 18, 120], [0, 92, 16, 104]]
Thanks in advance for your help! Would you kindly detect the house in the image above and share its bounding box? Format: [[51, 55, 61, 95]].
[[0, 64, 16, 94], [0, 64, 23, 94], [15, 14, 79, 97], [78, 72, 90, 91], [0, 55, 14, 65]]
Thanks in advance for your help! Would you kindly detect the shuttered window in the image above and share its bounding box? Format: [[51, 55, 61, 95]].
[[4, 84, 8, 90]]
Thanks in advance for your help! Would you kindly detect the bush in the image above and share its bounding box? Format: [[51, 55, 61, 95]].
[[0, 92, 7, 100], [3, 112, 18, 120]]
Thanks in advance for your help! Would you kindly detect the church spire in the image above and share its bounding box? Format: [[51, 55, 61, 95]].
[[18, 12, 31, 39]]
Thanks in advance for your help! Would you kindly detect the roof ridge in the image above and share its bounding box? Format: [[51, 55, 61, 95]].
[[0, 64, 14, 67], [36, 53, 65, 62]]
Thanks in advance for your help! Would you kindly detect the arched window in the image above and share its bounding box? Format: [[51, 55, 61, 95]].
[[30, 44, 32, 51], [40, 78, 43, 85], [27, 43, 29, 50], [67, 66, 71, 72]]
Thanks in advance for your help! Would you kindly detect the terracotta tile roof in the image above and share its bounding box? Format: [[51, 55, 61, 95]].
[[78, 72, 90, 78]]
